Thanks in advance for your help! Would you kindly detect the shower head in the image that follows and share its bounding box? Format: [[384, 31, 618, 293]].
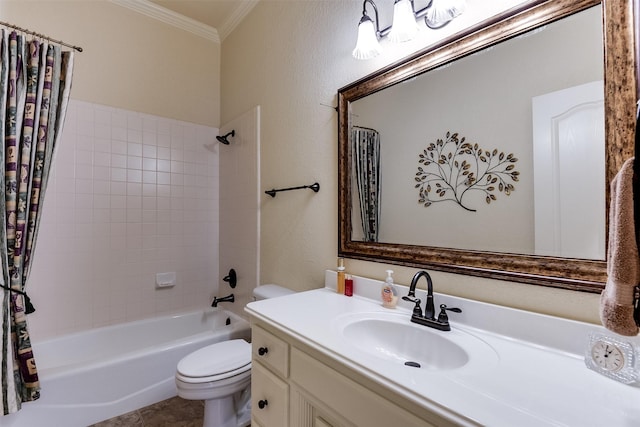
[[216, 130, 235, 145]]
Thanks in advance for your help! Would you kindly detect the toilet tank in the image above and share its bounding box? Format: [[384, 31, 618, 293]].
[[253, 284, 294, 301]]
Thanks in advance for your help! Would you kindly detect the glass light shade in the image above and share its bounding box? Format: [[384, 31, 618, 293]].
[[425, 0, 467, 29], [352, 16, 382, 60], [388, 0, 419, 43]]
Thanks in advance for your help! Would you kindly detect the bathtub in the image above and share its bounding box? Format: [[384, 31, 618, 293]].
[[0, 309, 250, 427]]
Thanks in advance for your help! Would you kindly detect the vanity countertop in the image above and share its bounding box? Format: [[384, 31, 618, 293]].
[[245, 271, 640, 426]]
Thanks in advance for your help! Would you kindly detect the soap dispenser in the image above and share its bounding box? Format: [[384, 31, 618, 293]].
[[381, 270, 398, 309]]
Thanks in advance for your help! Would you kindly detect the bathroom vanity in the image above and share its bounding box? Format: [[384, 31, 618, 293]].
[[245, 272, 640, 426], [249, 318, 455, 427]]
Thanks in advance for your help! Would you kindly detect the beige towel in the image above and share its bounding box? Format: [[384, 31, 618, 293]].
[[600, 157, 640, 336]]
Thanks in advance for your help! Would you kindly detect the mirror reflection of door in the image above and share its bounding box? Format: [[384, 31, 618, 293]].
[[532, 80, 605, 260]]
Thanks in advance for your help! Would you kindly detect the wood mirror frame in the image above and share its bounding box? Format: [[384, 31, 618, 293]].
[[338, 0, 637, 293]]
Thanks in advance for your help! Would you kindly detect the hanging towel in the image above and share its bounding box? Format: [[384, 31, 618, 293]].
[[600, 157, 640, 336]]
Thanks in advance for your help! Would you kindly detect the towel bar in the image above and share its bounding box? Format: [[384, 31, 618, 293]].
[[265, 182, 320, 198]]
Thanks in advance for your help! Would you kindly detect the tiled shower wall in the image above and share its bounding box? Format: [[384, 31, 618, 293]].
[[26, 100, 220, 340]]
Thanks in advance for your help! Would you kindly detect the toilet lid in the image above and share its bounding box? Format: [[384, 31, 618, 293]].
[[177, 339, 251, 378]]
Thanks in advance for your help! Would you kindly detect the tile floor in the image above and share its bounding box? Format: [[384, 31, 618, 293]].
[[89, 396, 204, 427]]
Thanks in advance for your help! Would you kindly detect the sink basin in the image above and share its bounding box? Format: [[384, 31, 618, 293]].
[[337, 312, 497, 371], [342, 318, 468, 369]]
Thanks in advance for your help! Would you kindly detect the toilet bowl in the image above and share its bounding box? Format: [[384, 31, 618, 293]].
[[175, 284, 294, 427], [176, 339, 252, 427]]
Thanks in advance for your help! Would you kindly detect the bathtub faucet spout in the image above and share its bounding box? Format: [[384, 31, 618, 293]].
[[211, 293, 234, 307]]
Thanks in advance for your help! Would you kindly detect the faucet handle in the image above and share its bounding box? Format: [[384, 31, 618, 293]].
[[437, 304, 462, 323], [402, 296, 423, 317]]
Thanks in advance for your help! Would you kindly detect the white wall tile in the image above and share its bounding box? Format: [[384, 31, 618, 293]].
[[26, 100, 220, 340]]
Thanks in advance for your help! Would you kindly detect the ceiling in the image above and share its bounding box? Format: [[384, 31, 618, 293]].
[[147, 0, 256, 40]]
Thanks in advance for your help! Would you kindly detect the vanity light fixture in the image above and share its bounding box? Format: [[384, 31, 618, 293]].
[[352, 0, 467, 60]]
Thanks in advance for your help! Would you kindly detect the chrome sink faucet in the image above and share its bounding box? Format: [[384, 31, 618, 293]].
[[402, 270, 461, 331]]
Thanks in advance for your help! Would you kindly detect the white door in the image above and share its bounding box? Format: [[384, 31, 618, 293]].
[[532, 80, 605, 259]]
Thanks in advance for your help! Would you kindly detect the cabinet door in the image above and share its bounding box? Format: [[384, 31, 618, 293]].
[[315, 416, 335, 427], [290, 386, 351, 427], [290, 348, 437, 427], [252, 362, 289, 427]]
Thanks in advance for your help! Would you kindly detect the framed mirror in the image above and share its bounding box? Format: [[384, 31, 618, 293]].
[[338, 0, 637, 293]]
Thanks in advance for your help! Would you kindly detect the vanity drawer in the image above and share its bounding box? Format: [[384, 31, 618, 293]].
[[252, 361, 289, 427], [252, 325, 289, 377]]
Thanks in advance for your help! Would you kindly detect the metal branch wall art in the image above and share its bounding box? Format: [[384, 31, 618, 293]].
[[415, 132, 519, 212]]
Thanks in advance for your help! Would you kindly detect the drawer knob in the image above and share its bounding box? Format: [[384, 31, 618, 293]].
[[258, 399, 268, 409], [258, 347, 269, 356]]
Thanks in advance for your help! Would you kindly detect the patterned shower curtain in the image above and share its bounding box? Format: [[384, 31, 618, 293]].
[[352, 127, 381, 242], [0, 30, 74, 414]]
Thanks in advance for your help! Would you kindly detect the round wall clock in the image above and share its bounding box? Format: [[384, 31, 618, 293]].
[[584, 333, 639, 384]]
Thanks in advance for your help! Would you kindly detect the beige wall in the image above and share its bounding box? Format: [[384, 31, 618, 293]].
[[221, 0, 602, 324], [0, 0, 604, 328], [1, 0, 220, 127]]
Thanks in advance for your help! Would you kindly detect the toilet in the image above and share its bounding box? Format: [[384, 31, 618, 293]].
[[175, 284, 294, 427]]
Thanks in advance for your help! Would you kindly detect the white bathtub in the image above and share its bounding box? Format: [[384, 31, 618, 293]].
[[0, 309, 250, 427]]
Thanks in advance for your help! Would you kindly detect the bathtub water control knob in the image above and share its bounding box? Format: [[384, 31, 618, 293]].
[[258, 347, 269, 356], [258, 399, 268, 409]]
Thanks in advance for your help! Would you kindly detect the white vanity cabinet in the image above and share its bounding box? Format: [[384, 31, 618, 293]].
[[247, 283, 640, 426], [250, 321, 449, 427]]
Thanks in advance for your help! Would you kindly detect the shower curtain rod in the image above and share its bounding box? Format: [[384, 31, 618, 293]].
[[0, 20, 83, 52]]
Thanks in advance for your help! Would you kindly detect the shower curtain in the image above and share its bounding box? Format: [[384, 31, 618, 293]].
[[0, 30, 74, 414], [352, 127, 381, 242]]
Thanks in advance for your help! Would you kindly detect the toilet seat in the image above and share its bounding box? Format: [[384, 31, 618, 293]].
[[177, 339, 251, 384]]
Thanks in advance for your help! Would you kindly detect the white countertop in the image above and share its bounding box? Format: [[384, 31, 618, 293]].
[[245, 271, 640, 426]]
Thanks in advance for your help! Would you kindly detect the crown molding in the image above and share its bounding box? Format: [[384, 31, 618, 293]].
[[110, 0, 220, 44], [218, 0, 259, 41]]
